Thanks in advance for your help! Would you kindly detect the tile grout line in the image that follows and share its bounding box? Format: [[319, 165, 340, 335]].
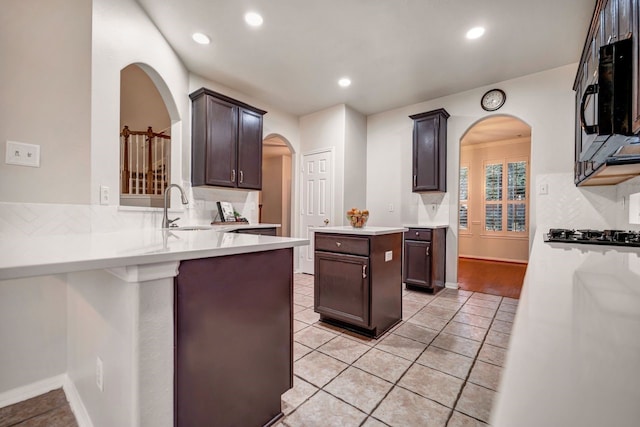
[[444, 294, 504, 427], [288, 279, 513, 426]]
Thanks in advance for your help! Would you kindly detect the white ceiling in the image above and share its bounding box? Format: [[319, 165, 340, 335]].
[[462, 115, 532, 146], [136, 0, 595, 117]]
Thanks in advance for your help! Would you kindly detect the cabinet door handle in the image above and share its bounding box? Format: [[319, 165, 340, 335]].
[[426, 246, 430, 256], [336, 242, 342, 247], [231, 169, 236, 182], [580, 84, 599, 135], [413, 175, 417, 187], [362, 265, 367, 279], [416, 232, 419, 236], [239, 170, 244, 184]]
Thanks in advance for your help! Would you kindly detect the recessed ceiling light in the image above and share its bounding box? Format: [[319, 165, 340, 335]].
[[338, 77, 351, 88], [244, 12, 263, 27], [466, 26, 485, 40], [192, 32, 211, 45]]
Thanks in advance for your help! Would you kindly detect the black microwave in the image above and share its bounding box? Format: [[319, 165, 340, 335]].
[[579, 37, 634, 162]]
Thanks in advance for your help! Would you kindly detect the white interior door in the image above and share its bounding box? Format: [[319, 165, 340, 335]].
[[300, 149, 333, 274]]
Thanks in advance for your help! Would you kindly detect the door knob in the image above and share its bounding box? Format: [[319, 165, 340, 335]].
[[324, 219, 329, 225]]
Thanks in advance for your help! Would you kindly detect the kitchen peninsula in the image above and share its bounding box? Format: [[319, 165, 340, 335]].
[[0, 227, 308, 427], [491, 234, 640, 426], [311, 226, 406, 338]]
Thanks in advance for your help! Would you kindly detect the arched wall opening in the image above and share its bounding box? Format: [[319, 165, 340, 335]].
[[119, 63, 180, 207], [262, 133, 295, 236], [457, 114, 532, 295]]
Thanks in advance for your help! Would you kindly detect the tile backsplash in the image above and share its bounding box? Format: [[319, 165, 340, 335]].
[[0, 187, 260, 239]]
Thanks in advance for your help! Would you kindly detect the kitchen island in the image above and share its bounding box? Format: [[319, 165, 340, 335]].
[[0, 227, 308, 427], [311, 226, 406, 338], [491, 234, 640, 427]]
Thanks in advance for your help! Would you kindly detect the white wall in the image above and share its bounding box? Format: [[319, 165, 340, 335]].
[[367, 64, 635, 285], [120, 64, 171, 133], [0, 276, 67, 394], [91, 0, 190, 207], [0, 0, 92, 204], [344, 106, 367, 213]]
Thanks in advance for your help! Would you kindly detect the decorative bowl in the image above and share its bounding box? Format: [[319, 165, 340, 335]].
[[346, 208, 369, 228]]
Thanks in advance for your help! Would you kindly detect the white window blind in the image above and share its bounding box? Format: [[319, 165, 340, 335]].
[[459, 167, 468, 230], [484, 160, 527, 234]]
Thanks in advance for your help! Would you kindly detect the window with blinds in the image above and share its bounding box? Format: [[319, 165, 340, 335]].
[[484, 160, 527, 234], [459, 166, 469, 229]]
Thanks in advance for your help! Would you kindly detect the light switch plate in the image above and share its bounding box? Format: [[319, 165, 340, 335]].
[[6, 141, 40, 167]]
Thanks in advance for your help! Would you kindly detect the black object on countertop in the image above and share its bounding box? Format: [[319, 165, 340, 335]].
[[545, 228, 640, 247]]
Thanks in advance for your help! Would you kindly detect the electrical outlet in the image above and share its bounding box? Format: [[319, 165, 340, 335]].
[[96, 357, 104, 392], [100, 186, 110, 205], [5, 141, 40, 167], [385, 250, 393, 262], [538, 183, 549, 195]]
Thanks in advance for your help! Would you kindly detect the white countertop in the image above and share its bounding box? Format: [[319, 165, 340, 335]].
[[0, 226, 308, 281], [492, 234, 640, 427], [310, 225, 408, 236], [402, 224, 448, 229]]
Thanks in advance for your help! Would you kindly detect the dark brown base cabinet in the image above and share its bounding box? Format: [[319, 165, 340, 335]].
[[314, 232, 403, 338], [175, 249, 293, 427], [403, 227, 446, 292]]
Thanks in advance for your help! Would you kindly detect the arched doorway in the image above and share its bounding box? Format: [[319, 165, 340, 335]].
[[119, 63, 179, 207], [457, 115, 531, 297], [261, 134, 294, 236]]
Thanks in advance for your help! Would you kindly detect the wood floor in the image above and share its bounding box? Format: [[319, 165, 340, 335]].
[[457, 257, 527, 299]]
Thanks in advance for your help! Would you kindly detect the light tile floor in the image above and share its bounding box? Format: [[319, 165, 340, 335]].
[[279, 273, 518, 427]]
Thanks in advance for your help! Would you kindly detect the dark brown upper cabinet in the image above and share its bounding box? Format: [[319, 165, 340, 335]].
[[190, 88, 266, 189], [410, 108, 449, 192], [573, 0, 640, 186]]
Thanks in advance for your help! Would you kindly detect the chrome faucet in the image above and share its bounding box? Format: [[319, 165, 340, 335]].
[[162, 184, 189, 228]]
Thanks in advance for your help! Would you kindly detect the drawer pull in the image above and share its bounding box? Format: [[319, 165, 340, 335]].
[[336, 242, 342, 247], [362, 265, 367, 279], [416, 232, 419, 236]]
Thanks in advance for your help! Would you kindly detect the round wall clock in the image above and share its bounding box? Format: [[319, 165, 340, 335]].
[[481, 89, 506, 111]]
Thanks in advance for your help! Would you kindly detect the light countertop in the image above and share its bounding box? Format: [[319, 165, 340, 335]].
[[492, 234, 640, 426], [310, 225, 407, 236], [402, 224, 448, 229], [0, 226, 308, 281]]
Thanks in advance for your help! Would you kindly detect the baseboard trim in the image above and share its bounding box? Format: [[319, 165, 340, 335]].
[[445, 281, 459, 289], [0, 374, 93, 427], [63, 375, 93, 427], [459, 255, 528, 264], [0, 374, 66, 409]]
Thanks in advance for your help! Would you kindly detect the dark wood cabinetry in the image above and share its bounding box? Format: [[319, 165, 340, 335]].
[[314, 231, 402, 338], [410, 109, 449, 192], [574, 0, 640, 185], [175, 249, 293, 427], [403, 227, 446, 292], [190, 88, 266, 189]]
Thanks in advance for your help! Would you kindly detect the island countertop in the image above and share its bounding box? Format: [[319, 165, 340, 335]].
[[0, 227, 308, 280], [491, 234, 640, 426], [310, 225, 407, 236]]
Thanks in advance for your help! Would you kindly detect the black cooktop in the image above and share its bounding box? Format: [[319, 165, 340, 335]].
[[545, 229, 640, 248]]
